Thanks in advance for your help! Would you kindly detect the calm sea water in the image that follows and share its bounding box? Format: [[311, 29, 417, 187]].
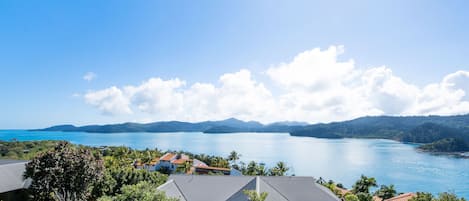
[[1, 130, 468, 198]]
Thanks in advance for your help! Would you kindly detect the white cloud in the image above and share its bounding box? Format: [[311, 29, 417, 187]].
[[360, 66, 420, 115], [83, 72, 97, 81], [84, 86, 132, 115], [267, 46, 356, 91], [83, 46, 469, 123], [409, 71, 469, 115], [124, 78, 186, 115]]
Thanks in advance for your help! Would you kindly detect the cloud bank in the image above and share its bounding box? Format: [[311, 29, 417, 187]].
[[84, 46, 469, 123]]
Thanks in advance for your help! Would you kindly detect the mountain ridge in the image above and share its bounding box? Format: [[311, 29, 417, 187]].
[[32, 114, 469, 152]]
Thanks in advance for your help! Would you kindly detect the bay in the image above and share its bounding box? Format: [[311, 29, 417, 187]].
[[1, 130, 468, 198]]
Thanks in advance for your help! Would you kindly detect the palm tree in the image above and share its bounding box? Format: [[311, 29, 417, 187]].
[[352, 175, 377, 194], [228, 151, 241, 166], [375, 185, 397, 201], [246, 161, 258, 175], [257, 163, 268, 176], [270, 161, 289, 176]]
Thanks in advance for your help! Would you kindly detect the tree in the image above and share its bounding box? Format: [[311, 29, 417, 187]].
[[352, 175, 378, 194], [243, 190, 268, 201], [256, 163, 269, 176], [270, 161, 289, 176], [182, 161, 192, 174], [245, 161, 259, 175], [98, 181, 178, 201], [345, 194, 360, 201], [228, 151, 241, 166], [356, 192, 373, 201], [107, 167, 168, 195], [24, 141, 104, 201], [436, 192, 466, 201], [375, 185, 397, 201], [323, 182, 342, 198], [409, 192, 433, 201], [176, 161, 192, 174]]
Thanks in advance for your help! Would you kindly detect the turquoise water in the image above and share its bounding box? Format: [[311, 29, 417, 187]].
[[1, 130, 468, 198]]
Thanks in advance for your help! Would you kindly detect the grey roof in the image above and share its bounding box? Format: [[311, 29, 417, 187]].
[[158, 175, 340, 201], [0, 160, 30, 193], [0, 159, 28, 165]]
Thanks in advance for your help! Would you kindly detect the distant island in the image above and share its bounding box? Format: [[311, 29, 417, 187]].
[[34, 114, 469, 153]]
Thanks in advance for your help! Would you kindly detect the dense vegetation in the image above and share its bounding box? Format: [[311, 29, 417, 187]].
[[0, 140, 293, 200], [0, 140, 467, 200], [291, 115, 469, 152], [419, 138, 469, 152], [24, 142, 104, 201], [0, 140, 58, 159], [320, 175, 466, 201], [400, 123, 468, 143], [291, 115, 469, 139], [35, 118, 301, 133]]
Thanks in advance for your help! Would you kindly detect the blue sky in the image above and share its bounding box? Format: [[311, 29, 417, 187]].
[[1, 0, 469, 129]]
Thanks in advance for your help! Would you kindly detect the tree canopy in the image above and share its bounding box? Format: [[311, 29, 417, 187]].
[[24, 141, 104, 201]]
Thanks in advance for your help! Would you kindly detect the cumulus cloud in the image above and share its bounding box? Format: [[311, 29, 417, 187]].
[[83, 46, 469, 123], [410, 71, 469, 115], [83, 72, 97, 81], [124, 78, 186, 115], [84, 86, 132, 115]]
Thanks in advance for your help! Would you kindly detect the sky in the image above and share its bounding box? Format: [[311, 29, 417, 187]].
[[1, 0, 469, 129]]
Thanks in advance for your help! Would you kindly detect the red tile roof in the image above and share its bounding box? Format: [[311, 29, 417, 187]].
[[336, 187, 350, 196], [172, 159, 188, 164], [385, 193, 416, 201], [160, 153, 175, 161]]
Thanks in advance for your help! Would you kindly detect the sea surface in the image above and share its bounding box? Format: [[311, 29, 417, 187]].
[[1, 130, 468, 198]]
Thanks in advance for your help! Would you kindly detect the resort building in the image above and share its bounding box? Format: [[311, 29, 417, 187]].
[[0, 160, 31, 201], [157, 175, 341, 201], [134, 152, 241, 175]]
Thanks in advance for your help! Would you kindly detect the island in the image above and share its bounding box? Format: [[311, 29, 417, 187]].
[[34, 114, 469, 153]]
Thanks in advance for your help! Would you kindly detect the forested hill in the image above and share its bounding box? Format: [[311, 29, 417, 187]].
[[290, 114, 469, 152], [290, 114, 469, 139], [33, 118, 306, 133], [34, 115, 469, 152]]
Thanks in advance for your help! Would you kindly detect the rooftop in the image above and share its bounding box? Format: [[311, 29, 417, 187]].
[[195, 166, 231, 171], [0, 159, 28, 166], [159, 153, 175, 161], [158, 175, 340, 201], [0, 159, 30, 193], [385, 193, 416, 201]]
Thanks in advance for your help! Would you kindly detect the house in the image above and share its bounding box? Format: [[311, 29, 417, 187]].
[[0, 160, 31, 201], [154, 153, 189, 173], [135, 152, 240, 175], [157, 175, 341, 201], [385, 193, 416, 201]]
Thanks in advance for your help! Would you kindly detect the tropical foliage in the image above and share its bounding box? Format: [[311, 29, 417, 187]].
[[3, 140, 467, 201], [352, 175, 377, 194], [320, 176, 467, 201], [375, 185, 397, 201], [237, 161, 290, 176], [0, 140, 58, 159], [97, 181, 178, 201], [24, 142, 104, 201], [408, 192, 467, 201], [243, 190, 268, 201]]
